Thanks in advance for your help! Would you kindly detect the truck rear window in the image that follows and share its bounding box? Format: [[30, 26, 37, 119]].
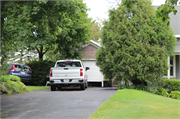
[[56, 62, 81, 67]]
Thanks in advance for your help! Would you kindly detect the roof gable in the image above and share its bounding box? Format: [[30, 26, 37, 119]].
[[82, 40, 101, 49]]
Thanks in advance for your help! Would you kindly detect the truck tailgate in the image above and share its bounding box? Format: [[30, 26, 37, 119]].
[[51, 67, 81, 78]]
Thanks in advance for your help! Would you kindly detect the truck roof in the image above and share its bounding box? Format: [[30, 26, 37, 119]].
[[56, 60, 81, 62]]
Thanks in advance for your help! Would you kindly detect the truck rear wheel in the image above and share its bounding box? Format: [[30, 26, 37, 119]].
[[51, 85, 56, 91], [80, 83, 85, 90], [85, 82, 88, 89], [57, 86, 62, 90]]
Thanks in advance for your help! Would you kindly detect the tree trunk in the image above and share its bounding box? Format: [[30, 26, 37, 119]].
[[39, 52, 43, 60], [36, 46, 48, 60], [20, 50, 23, 63], [36, 46, 44, 60]]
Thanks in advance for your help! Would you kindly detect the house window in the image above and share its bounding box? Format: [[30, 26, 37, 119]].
[[170, 56, 173, 76], [163, 56, 176, 78]]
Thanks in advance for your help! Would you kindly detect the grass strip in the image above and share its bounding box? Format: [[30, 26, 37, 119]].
[[26, 86, 50, 92], [89, 89, 180, 119]]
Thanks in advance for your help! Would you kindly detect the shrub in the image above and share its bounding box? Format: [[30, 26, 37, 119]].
[[135, 85, 147, 91], [104, 79, 109, 81], [0, 75, 21, 82], [0, 75, 27, 94], [8, 75, 21, 82], [146, 86, 157, 94], [156, 87, 169, 97], [169, 91, 180, 99], [163, 79, 180, 92], [1, 63, 9, 76], [26, 60, 55, 86], [0, 75, 10, 82]]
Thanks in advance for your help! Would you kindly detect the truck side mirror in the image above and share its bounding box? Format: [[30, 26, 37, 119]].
[[85, 67, 90, 71]]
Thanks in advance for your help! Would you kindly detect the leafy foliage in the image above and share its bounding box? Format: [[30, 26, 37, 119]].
[[1, 0, 92, 60], [163, 79, 180, 92], [169, 91, 180, 99], [7, 75, 21, 82], [96, 0, 177, 88], [132, 85, 157, 94], [156, 87, 169, 97], [0, 75, 27, 94], [91, 19, 102, 42], [135, 85, 147, 91], [26, 60, 55, 85], [122, 0, 180, 25]]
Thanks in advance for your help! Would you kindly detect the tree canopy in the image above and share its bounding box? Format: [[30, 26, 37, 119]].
[[1, 0, 92, 62], [122, 0, 180, 25], [90, 19, 102, 42], [96, 0, 177, 87]]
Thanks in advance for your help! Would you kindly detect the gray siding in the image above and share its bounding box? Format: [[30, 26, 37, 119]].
[[175, 38, 180, 52], [169, 6, 180, 35], [176, 55, 180, 79]]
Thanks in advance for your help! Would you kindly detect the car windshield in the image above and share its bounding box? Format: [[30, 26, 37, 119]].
[[57, 62, 81, 67]]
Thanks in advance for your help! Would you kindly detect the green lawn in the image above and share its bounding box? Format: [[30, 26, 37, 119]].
[[89, 89, 180, 119], [26, 86, 50, 92]]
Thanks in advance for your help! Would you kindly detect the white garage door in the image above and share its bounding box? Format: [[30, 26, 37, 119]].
[[82, 60, 103, 82]]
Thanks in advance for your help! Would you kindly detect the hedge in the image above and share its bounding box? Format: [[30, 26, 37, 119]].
[[169, 91, 180, 99], [156, 87, 169, 97], [26, 60, 55, 86], [163, 79, 180, 92]]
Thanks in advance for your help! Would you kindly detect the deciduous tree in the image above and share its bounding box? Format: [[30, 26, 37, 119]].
[[91, 19, 102, 42], [1, 0, 92, 61]]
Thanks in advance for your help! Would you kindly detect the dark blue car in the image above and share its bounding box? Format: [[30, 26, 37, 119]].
[[7, 63, 32, 83]]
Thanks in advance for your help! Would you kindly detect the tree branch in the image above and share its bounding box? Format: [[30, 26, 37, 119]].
[[35, 47, 40, 54], [43, 49, 49, 55]]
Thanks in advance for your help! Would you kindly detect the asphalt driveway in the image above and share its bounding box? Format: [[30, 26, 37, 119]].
[[0, 87, 117, 119]]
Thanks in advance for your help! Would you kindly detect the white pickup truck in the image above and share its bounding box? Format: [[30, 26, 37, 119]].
[[49, 60, 90, 91]]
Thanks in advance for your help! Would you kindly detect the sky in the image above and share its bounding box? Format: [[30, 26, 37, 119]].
[[83, 0, 167, 20]]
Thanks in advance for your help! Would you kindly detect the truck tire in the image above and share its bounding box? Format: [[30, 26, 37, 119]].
[[80, 83, 85, 90], [85, 82, 88, 89], [51, 85, 56, 91], [57, 86, 61, 90]]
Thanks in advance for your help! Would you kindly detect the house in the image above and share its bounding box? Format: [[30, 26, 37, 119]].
[[79, 40, 104, 87], [155, 5, 180, 79], [167, 5, 180, 79]]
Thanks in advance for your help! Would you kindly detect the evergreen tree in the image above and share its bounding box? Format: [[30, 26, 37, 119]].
[[96, 0, 177, 87]]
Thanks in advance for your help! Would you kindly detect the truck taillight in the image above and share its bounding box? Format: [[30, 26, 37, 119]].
[[80, 68, 83, 76], [50, 69, 52, 77], [10, 64, 15, 71]]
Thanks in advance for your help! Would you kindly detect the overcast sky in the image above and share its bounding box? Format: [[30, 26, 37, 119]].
[[83, 0, 167, 20]]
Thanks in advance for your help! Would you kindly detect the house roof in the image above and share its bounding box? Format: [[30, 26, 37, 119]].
[[89, 40, 101, 48], [82, 40, 101, 49], [154, 5, 180, 37]]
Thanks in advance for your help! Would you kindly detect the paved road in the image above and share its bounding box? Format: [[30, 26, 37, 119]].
[[0, 87, 117, 119]]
